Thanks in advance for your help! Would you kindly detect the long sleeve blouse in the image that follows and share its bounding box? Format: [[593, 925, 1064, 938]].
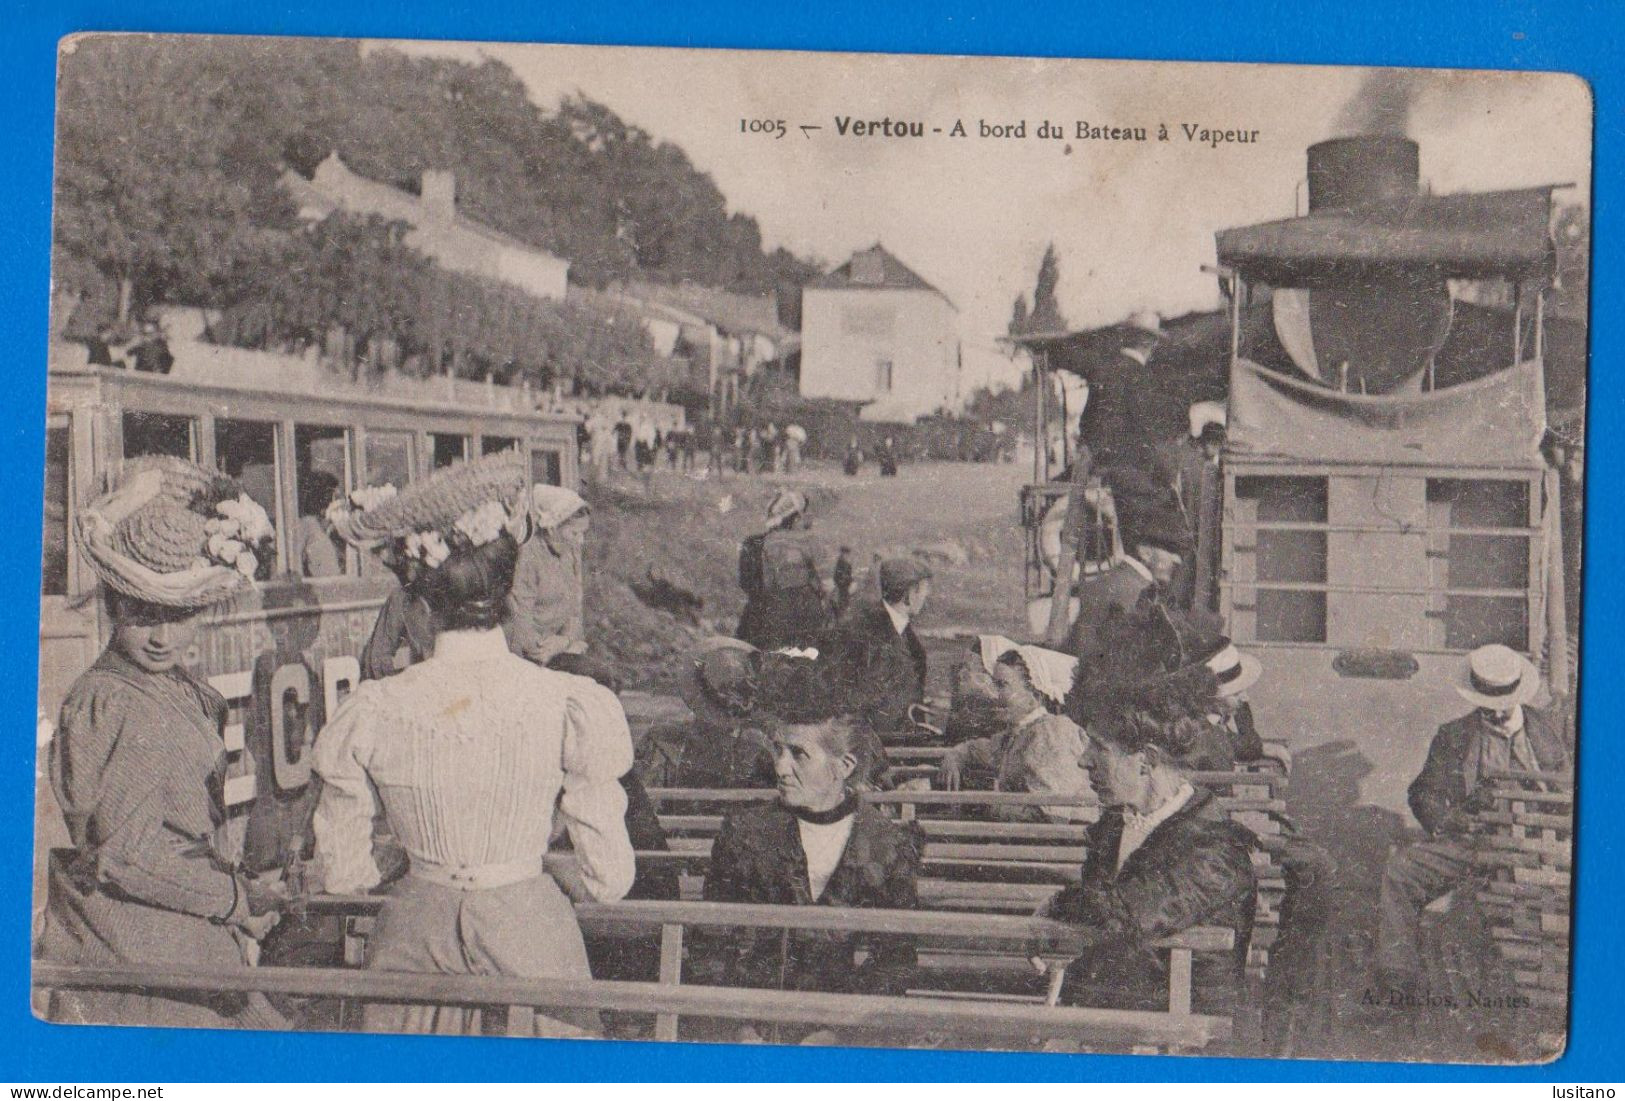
[[50, 649, 241, 920], [312, 627, 635, 901]]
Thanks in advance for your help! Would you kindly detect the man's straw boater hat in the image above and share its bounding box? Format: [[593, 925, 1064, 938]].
[[1199, 639, 1263, 698], [1455, 644, 1540, 709], [76, 455, 275, 609], [327, 453, 529, 569]]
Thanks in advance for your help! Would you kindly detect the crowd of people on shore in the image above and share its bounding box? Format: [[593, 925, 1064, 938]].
[[576, 408, 815, 482]]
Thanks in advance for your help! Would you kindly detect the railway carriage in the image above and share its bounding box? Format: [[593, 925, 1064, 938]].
[[38, 342, 583, 880]]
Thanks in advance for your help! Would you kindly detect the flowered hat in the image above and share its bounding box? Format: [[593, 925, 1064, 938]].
[[76, 456, 275, 608], [326, 453, 528, 570]]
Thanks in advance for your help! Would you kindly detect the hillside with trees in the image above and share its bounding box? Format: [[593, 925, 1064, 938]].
[[52, 34, 819, 391]]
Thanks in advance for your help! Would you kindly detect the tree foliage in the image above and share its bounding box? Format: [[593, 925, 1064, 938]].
[[52, 35, 820, 337], [214, 213, 675, 396], [1026, 243, 1067, 334]]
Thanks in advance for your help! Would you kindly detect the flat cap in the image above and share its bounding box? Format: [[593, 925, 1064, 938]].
[[878, 556, 933, 591]]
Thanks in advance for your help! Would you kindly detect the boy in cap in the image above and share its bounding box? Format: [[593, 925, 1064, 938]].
[[819, 556, 932, 737]]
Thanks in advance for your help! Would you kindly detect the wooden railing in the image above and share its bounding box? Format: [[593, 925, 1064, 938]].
[[280, 896, 1234, 1049], [33, 955, 1230, 1051]]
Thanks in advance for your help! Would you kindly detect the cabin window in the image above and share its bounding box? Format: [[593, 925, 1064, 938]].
[[1237, 475, 1328, 643], [481, 435, 518, 456], [214, 419, 281, 580], [364, 431, 414, 489], [431, 433, 469, 470], [292, 425, 351, 579], [874, 360, 894, 393], [122, 411, 194, 461], [1427, 478, 1531, 650], [531, 448, 563, 487], [42, 423, 70, 597]]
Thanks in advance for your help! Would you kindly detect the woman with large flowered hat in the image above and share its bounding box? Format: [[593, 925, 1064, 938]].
[[311, 453, 635, 1036], [43, 455, 287, 1029]]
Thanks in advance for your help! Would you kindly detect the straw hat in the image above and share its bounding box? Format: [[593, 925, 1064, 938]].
[[1455, 644, 1540, 709], [763, 489, 809, 533], [76, 456, 273, 609], [1201, 639, 1263, 698], [328, 453, 528, 568]]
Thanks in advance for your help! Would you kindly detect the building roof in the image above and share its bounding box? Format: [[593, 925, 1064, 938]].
[[279, 154, 566, 263], [1215, 187, 1558, 283], [807, 244, 955, 307], [620, 280, 791, 341]]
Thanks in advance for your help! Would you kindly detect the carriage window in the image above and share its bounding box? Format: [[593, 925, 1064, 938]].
[[1237, 475, 1328, 643], [1428, 479, 1531, 650], [531, 448, 563, 487], [364, 431, 414, 489], [42, 425, 70, 597], [292, 425, 350, 578], [214, 419, 281, 580], [481, 435, 518, 456], [431, 433, 469, 469], [122, 411, 194, 460]]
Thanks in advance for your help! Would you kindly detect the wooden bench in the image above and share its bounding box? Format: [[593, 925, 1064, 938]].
[[1471, 769, 1573, 1014], [278, 895, 1234, 1052]]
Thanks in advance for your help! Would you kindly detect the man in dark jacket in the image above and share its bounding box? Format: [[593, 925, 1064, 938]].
[[1375, 645, 1571, 990], [698, 704, 919, 1042], [819, 557, 931, 738], [1075, 310, 1162, 472]]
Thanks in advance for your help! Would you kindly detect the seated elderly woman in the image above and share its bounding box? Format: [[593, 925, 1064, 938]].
[[1039, 609, 1259, 1019], [696, 661, 919, 1042], [937, 640, 1094, 823]]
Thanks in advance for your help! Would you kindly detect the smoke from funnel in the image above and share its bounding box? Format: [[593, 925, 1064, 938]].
[[1334, 70, 1419, 136]]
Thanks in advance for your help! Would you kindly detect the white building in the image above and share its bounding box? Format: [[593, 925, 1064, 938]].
[[800, 245, 961, 421], [281, 154, 570, 301]]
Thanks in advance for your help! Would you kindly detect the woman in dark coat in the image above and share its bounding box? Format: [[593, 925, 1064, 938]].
[[42, 457, 285, 1029], [1041, 602, 1259, 1018], [736, 489, 830, 650], [1045, 729, 1258, 1016], [699, 701, 919, 1043]]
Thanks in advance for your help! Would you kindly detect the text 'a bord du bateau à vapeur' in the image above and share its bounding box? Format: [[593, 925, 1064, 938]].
[[750, 115, 1262, 148]]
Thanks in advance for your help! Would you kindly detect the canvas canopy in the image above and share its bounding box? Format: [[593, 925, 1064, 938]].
[[1227, 358, 1546, 467]]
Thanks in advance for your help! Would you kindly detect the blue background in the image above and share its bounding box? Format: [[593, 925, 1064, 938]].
[[1, 0, 1617, 1082]]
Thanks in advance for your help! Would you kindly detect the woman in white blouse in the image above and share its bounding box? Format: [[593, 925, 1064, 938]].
[[313, 455, 636, 1036]]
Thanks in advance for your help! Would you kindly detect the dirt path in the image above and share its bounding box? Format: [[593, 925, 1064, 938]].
[[581, 459, 1031, 692]]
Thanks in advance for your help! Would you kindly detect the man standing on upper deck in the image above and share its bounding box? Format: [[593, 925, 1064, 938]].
[[1077, 310, 1163, 476], [1373, 645, 1570, 999]]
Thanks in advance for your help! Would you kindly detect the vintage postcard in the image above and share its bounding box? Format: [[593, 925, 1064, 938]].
[[33, 34, 1589, 1065]]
